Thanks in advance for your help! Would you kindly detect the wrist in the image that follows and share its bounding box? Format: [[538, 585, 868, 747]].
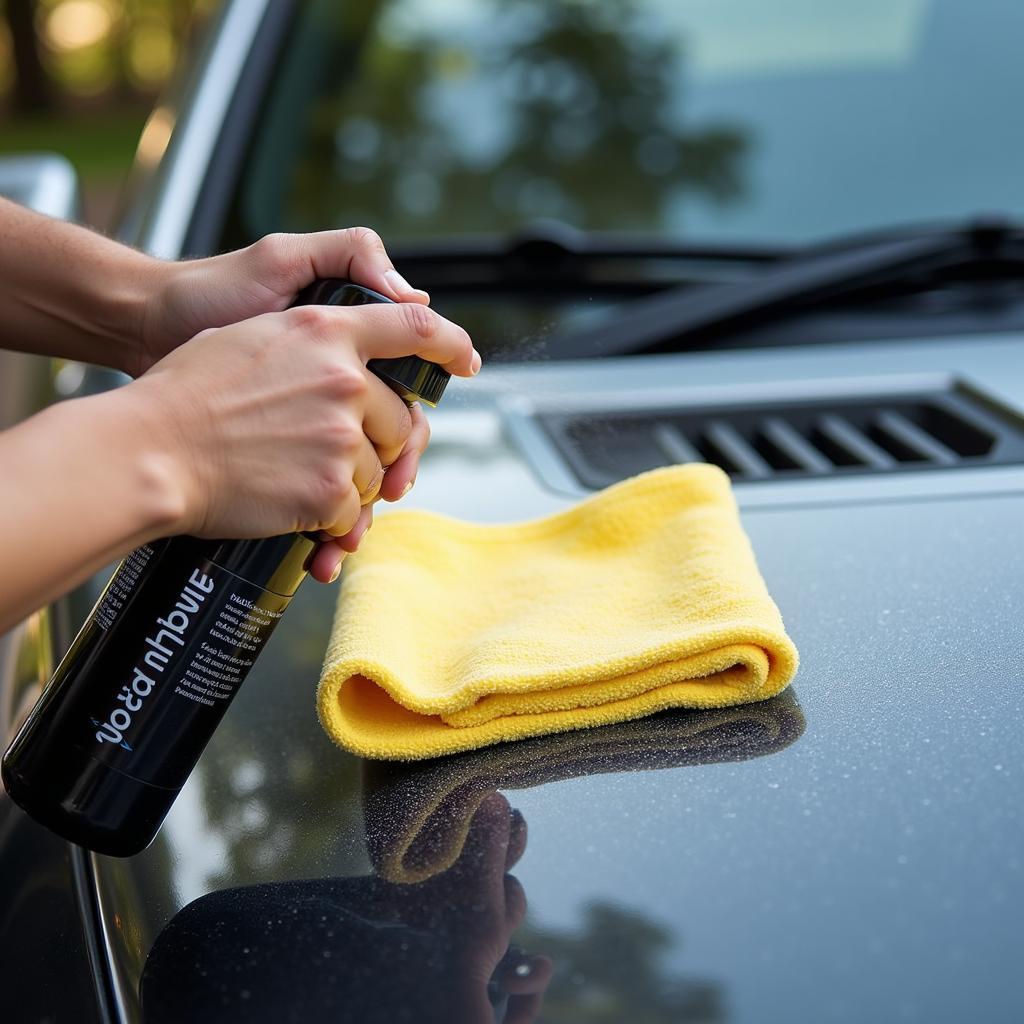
[[89, 383, 196, 541], [93, 250, 169, 377]]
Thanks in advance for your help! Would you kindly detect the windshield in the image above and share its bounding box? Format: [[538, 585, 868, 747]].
[[239, 0, 1023, 247]]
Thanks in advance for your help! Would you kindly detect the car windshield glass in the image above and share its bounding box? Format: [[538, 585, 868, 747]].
[[240, 0, 1024, 248]]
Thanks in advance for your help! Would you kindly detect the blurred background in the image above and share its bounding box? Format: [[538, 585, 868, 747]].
[[0, 0, 211, 227]]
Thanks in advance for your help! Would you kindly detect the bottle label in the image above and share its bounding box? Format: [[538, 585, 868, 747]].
[[93, 543, 156, 632], [80, 553, 290, 788]]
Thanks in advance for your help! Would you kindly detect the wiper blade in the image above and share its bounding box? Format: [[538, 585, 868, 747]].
[[545, 217, 1024, 359], [393, 219, 787, 292]]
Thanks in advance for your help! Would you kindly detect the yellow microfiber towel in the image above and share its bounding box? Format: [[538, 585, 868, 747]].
[[317, 464, 799, 761], [362, 692, 805, 883]]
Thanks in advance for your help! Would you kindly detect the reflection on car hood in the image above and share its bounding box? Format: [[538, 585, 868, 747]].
[[140, 696, 802, 1023], [363, 691, 804, 884]]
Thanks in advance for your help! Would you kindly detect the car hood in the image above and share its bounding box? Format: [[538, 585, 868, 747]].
[[95, 331, 1024, 1023]]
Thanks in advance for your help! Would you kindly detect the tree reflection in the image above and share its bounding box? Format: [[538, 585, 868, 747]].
[[283, 0, 748, 237], [519, 902, 724, 1023]]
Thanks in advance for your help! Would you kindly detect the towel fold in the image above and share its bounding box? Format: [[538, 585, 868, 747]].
[[362, 692, 805, 883], [318, 464, 798, 761]]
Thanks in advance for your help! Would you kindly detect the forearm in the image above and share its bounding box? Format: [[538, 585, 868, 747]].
[[0, 388, 185, 632], [0, 198, 162, 374]]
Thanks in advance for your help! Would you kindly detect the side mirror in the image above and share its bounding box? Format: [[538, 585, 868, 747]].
[[0, 153, 81, 220]]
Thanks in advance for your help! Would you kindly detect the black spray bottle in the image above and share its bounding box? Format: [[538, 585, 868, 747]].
[[2, 280, 449, 856]]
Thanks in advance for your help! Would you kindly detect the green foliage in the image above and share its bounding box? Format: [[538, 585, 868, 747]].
[[275, 0, 749, 239], [0, 108, 144, 177], [0, 0, 207, 201]]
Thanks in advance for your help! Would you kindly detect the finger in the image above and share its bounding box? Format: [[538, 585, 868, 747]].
[[350, 303, 479, 375], [299, 226, 431, 303], [317, 480, 361, 539], [379, 402, 430, 502], [506, 809, 528, 870], [249, 228, 431, 304], [309, 541, 346, 584], [309, 503, 373, 581], [334, 503, 374, 553], [352, 436, 385, 505], [363, 372, 414, 467], [504, 874, 527, 931], [283, 303, 479, 376], [452, 793, 513, 894], [504, 986, 551, 1024], [497, 955, 554, 998]]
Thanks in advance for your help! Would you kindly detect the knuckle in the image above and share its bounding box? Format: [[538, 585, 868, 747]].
[[402, 302, 440, 341], [252, 232, 300, 277], [287, 304, 331, 335], [392, 401, 414, 444], [322, 361, 367, 401], [325, 415, 364, 455], [315, 470, 354, 513], [346, 225, 385, 252]]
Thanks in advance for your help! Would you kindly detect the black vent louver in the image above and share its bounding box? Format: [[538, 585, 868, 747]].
[[537, 385, 1024, 489]]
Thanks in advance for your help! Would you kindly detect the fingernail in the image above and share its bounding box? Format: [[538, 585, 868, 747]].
[[400, 480, 413, 498], [470, 349, 482, 375], [384, 269, 414, 296], [328, 561, 342, 583]]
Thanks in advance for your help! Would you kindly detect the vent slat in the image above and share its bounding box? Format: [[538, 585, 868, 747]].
[[703, 421, 772, 478], [816, 415, 895, 469], [652, 423, 703, 465], [915, 395, 998, 456], [874, 411, 958, 464], [759, 417, 834, 472], [534, 384, 1024, 490]]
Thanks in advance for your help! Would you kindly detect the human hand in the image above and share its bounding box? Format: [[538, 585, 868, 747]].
[[136, 228, 432, 376], [138, 794, 549, 1024], [377, 793, 552, 1023], [122, 299, 477, 581]]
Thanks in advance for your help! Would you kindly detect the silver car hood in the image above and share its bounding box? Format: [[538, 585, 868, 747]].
[[95, 330, 1024, 1023]]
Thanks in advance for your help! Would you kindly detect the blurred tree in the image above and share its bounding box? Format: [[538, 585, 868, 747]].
[[0, 0, 212, 225], [1, 0, 211, 110], [519, 901, 725, 1023], [278, 0, 748, 239]]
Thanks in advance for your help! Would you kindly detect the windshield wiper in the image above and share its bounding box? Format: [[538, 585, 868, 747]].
[[393, 219, 787, 292], [544, 217, 1024, 358]]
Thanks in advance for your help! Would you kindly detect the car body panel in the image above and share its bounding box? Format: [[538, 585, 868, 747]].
[[87, 340, 1024, 1021]]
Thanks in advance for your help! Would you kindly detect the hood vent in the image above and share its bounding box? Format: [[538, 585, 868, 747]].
[[534, 383, 1024, 489]]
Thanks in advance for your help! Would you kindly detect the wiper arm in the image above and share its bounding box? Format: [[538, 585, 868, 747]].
[[545, 217, 1024, 359], [393, 219, 786, 292]]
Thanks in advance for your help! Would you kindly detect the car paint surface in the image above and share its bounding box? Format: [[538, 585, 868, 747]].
[[80, 335, 1024, 1022]]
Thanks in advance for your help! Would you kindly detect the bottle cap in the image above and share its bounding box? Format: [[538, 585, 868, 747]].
[[365, 356, 449, 407]]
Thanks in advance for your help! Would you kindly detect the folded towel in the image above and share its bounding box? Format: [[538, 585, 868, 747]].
[[318, 464, 799, 761], [362, 692, 805, 882]]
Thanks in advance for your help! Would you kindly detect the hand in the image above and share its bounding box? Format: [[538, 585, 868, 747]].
[[377, 793, 552, 1023], [136, 227, 432, 376], [138, 795, 550, 1024], [123, 299, 477, 580]]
